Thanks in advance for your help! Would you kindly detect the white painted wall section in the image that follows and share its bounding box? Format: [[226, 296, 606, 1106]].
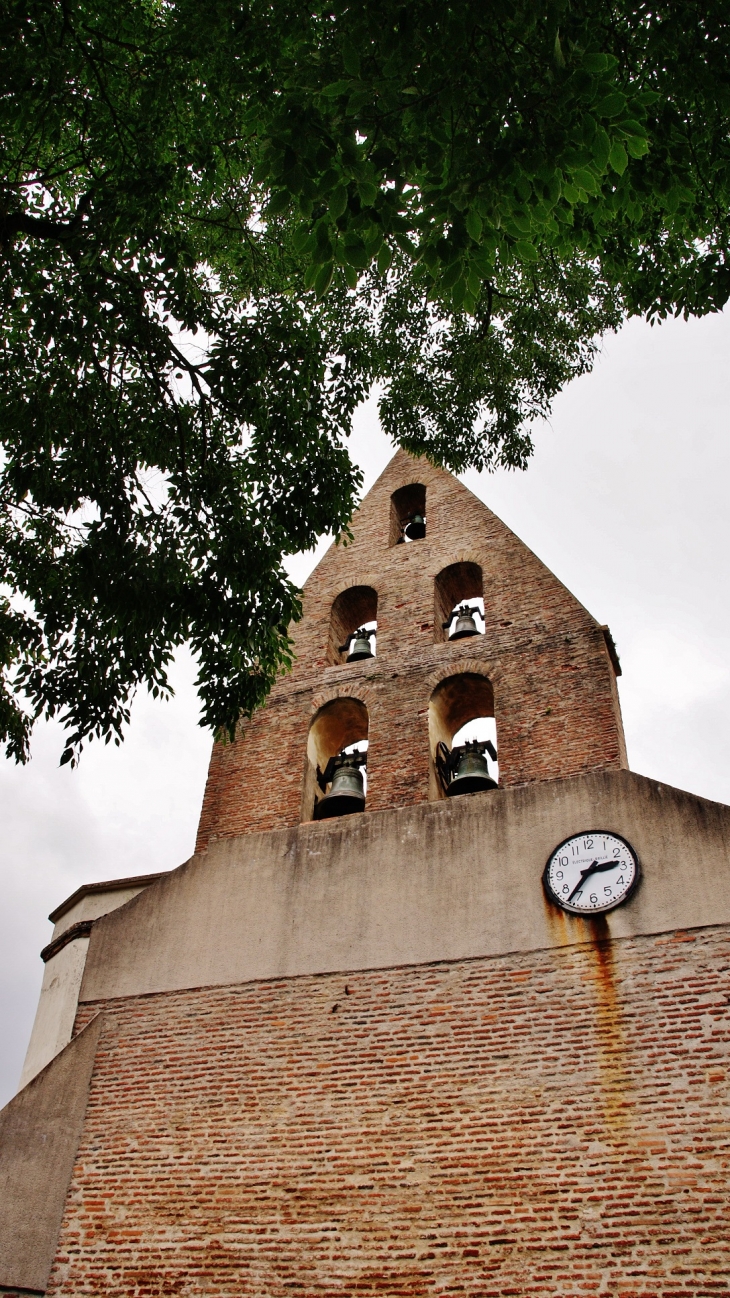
[[18, 873, 168, 1091], [19, 937, 91, 1089]]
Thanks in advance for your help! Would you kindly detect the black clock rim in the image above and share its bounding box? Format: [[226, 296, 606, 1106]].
[[542, 829, 642, 917]]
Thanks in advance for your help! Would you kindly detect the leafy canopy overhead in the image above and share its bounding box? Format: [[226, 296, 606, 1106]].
[[0, 0, 728, 763]]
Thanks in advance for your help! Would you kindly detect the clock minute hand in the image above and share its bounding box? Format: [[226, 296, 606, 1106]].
[[567, 859, 617, 902]]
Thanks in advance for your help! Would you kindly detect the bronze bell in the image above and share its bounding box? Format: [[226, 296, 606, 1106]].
[[404, 512, 426, 540], [315, 749, 367, 819], [341, 627, 375, 662], [444, 603, 483, 640], [445, 739, 498, 797]]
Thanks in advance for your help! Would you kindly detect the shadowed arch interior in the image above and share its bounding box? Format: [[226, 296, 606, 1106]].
[[302, 697, 369, 820], [389, 483, 426, 546], [434, 562, 483, 642], [328, 586, 378, 664], [428, 672, 495, 799]]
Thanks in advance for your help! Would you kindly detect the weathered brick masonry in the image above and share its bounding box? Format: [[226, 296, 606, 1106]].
[[56, 926, 730, 1297], [196, 451, 626, 848]]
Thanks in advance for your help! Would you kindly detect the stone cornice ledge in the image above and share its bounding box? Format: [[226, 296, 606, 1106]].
[[41, 920, 94, 964]]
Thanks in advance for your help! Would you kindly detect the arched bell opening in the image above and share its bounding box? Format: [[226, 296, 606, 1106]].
[[327, 586, 378, 665], [434, 562, 484, 643], [389, 483, 426, 546], [302, 697, 369, 822], [428, 673, 498, 801]]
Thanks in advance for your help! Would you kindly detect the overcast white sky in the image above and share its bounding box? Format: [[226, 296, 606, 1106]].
[[1, 308, 728, 1108]]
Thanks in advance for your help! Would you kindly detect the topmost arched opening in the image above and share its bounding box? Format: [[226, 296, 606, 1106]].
[[435, 562, 483, 643], [390, 483, 426, 546]]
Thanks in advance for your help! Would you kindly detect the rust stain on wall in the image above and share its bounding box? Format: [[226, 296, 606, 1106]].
[[543, 896, 633, 1137], [582, 915, 634, 1137]]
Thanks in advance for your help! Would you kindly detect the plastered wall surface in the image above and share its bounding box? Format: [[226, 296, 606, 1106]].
[[49, 878, 165, 940], [52, 927, 729, 1297], [80, 770, 730, 1005], [0, 1015, 104, 1294], [196, 451, 626, 847], [19, 875, 167, 1089], [19, 936, 91, 1090]]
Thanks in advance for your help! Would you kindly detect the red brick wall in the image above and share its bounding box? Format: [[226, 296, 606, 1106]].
[[54, 924, 730, 1296], [196, 452, 626, 849]]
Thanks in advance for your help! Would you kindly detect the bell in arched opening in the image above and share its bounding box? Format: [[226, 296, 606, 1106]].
[[403, 512, 426, 540], [436, 738, 498, 797], [443, 603, 484, 640], [314, 748, 367, 819], [340, 627, 375, 662]]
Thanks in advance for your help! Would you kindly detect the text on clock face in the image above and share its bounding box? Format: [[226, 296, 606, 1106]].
[[546, 834, 637, 911]]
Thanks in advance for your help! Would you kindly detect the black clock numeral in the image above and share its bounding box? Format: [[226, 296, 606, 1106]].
[[556, 870, 563, 879], [616, 875, 625, 885], [584, 837, 594, 849], [590, 893, 598, 903], [613, 846, 621, 857], [562, 885, 569, 893], [573, 890, 583, 902], [604, 886, 612, 896]]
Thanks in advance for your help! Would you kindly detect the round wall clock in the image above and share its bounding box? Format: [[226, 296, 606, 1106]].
[[543, 830, 640, 915]]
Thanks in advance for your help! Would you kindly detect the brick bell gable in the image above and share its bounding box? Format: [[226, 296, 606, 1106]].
[[195, 449, 626, 849]]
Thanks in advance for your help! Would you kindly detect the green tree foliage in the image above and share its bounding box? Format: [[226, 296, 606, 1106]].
[[0, 0, 727, 761]]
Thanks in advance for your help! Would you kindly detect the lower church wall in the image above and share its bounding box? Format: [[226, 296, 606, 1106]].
[[49, 925, 730, 1296]]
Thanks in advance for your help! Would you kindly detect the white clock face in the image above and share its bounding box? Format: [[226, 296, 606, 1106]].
[[543, 831, 640, 915]]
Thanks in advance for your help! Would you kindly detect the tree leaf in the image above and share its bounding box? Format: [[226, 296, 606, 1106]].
[[466, 209, 483, 242], [265, 189, 291, 216], [608, 141, 628, 175], [347, 88, 373, 116], [329, 186, 349, 219], [314, 261, 334, 297], [439, 258, 463, 288], [596, 92, 627, 118], [572, 169, 599, 194], [393, 232, 417, 258], [625, 135, 650, 159], [377, 243, 393, 273], [619, 119, 648, 139], [583, 53, 611, 73], [342, 40, 361, 77], [321, 80, 351, 98], [516, 240, 539, 262], [592, 128, 611, 172]]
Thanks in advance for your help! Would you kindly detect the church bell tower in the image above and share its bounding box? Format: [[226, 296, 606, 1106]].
[[2, 451, 729, 1297]]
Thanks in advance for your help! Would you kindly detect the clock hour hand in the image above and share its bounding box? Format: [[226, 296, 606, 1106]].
[[567, 859, 618, 902]]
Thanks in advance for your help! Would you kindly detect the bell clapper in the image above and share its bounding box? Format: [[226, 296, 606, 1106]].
[[314, 747, 368, 820], [443, 604, 484, 641], [436, 738, 498, 797], [339, 626, 376, 662]]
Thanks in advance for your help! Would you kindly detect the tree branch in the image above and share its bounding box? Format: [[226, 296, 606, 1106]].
[[0, 193, 92, 248]]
